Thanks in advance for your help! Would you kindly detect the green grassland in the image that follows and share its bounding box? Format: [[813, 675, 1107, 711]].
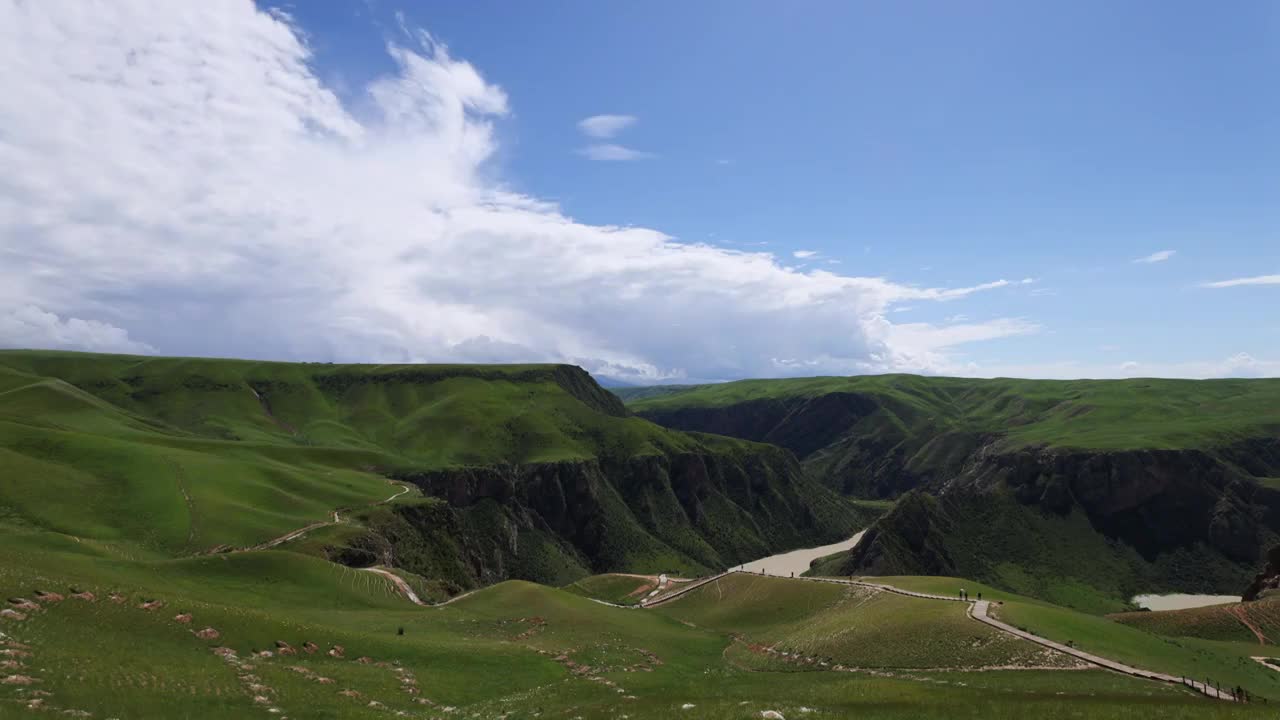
[[868, 576, 1280, 698], [5, 539, 1278, 720], [0, 350, 688, 466], [625, 374, 1280, 451], [563, 573, 658, 605], [656, 573, 1079, 670]]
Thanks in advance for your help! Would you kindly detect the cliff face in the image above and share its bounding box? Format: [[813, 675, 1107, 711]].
[[638, 393, 881, 467], [1243, 545, 1280, 601], [629, 379, 1280, 607], [836, 438, 1280, 609], [637, 392, 981, 497], [950, 440, 1280, 563], [323, 448, 859, 592]]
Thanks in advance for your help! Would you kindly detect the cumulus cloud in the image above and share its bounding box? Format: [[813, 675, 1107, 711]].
[[0, 306, 154, 354], [1134, 250, 1176, 264], [0, 0, 1036, 382], [578, 114, 636, 139], [1202, 274, 1280, 289]]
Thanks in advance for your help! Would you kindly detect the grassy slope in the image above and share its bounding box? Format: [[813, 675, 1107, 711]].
[[872, 576, 1280, 699], [563, 574, 656, 605], [656, 573, 1079, 670], [1, 521, 1273, 719], [0, 350, 691, 466], [628, 374, 1280, 451], [0, 350, 861, 582], [1110, 597, 1280, 645]]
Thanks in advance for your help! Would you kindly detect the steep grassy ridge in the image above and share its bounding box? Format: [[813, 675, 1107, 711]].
[[625, 375, 1280, 607], [0, 350, 860, 593]]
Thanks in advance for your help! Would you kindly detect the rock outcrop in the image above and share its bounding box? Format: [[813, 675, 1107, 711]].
[[1244, 545, 1280, 601]]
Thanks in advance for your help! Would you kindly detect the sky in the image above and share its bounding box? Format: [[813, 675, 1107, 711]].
[[0, 0, 1276, 382]]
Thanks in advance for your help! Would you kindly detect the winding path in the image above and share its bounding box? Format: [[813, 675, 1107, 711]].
[[968, 599, 1232, 700], [206, 481, 416, 556], [362, 566, 427, 606], [701, 571, 1235, 701]]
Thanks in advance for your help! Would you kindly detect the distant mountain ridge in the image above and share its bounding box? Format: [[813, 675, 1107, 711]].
[[625, 374, 1280, 610]]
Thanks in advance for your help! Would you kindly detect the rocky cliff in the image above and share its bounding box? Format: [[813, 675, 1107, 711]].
[[627, 376, 1280, 609], [325, 448, 864, 593], [1244, 545, 1280, 601]]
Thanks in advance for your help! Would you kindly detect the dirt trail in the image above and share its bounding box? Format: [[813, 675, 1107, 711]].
[[246, 521, 334, 552], [218, 482, 415, 555], [362, 566, 427, 606], [1226, 605, 1270, 645], [171, 462, 197, 547]]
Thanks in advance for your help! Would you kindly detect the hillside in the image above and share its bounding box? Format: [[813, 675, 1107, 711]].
[[0, 350, 864, 596], [5, 553, 1268, 718], [1110, 596, 1280, 645], [625, 375, 1280, 609]]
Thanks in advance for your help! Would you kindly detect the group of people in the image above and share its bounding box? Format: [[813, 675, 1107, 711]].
[[958, 588, 981, 601]]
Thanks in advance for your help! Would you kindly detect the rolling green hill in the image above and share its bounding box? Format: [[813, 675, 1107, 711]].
[[0, 350, 865, 595], [2, 349, 1276, 716], [624, 375, 1280, 609]]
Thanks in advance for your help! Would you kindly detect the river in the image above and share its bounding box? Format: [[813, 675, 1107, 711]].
[[1131, 593, 1241, 611], [736, 530, 867, 577]]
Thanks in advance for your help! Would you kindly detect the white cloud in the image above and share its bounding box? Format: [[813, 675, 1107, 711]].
[[793, 250, 818, 259], [577, 114, 635, 139], [0, 1, 1036, 382], [1202, 274, 1280, 289], [1134, 250, 1176, 264], [0, 306, 154, 354], [577, 143, 651, 161]]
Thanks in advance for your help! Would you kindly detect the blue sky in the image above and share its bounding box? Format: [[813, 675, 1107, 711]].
[[0, 1, 1276, 380], [282, 0, 1280, 375]]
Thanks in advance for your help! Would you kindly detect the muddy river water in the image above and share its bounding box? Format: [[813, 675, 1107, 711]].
[[737, 530, 867, 577]]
